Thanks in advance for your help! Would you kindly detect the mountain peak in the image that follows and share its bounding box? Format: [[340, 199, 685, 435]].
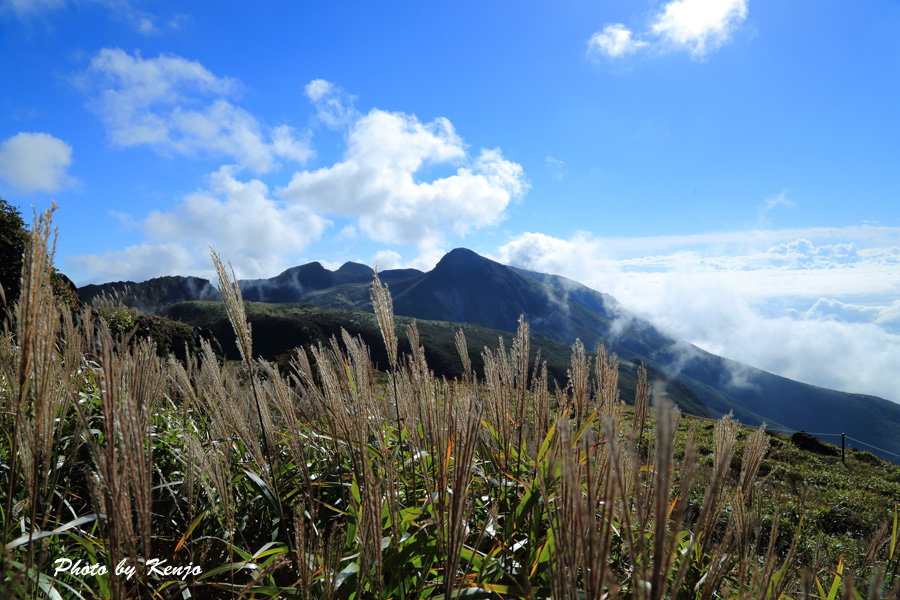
[[442, 247, 482, 260], [434, 248, 497, 272], [335, 261, 374, 285]]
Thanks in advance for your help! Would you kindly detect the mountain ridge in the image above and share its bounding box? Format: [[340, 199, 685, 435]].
[[78, 247, 900, 461]]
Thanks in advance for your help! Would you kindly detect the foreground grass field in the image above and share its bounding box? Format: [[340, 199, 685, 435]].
[[2, 210, 900, 599]]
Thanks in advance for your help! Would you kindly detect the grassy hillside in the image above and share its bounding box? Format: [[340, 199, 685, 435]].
[[162, 299, 713, 419], [6, 218, 900, 598]]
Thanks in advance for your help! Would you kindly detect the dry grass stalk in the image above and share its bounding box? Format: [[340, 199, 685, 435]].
[[199, 342, 267, 475], [511, 316, 531, 473], [439, 387, 483, 600], [259, 360, 312, 481], [84, 321, 139, 593], [738, 423, 770, 503], [455, 328, 472, 382], [184, 433, 236, 532], [1, 207, 88, 594], [632, 361, 650, 450], [647, 390, 679, 600], [530, 359, 551, 455], [539, 418, 581, 600], [480, 317, 533, 475], [11, 208, 65, 508], [567, 338, 589, 429], [306, 331, 388, 596], [294, 501, 342, 600], [210, 249, 277, 475], [370, 271, 398, 371], [596, 342, 622, 424]]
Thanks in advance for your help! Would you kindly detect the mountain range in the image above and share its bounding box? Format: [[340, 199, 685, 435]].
[[79, 248, 900, 461]]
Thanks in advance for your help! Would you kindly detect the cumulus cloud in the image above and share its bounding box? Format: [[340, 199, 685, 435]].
[[651, 0, 748, 56], [0, 132, 76, 193], [83, 48, 312, 173], [802, 298, 880, 324], [70, 79, 524, 284], [588, 0, 749, 61], [71, 166, 328, 282], [587, 24, 648, 59], [801, 298, 900, 334], [281, 106, 527, 251], [495, 227, 900, 402], [766, 239, 861, 267]]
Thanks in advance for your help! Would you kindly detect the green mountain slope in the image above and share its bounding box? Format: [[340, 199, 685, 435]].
[[161, 300, 713, 419], [80, 248, 900, 461]]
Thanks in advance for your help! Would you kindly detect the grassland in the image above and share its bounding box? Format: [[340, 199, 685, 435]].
[[2, 211, 900, 599]]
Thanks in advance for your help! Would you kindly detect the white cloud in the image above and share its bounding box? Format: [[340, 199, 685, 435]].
[[281, 108, 527, 250], [801, 298, 900, 334], [70, 80, 523, 284], [766, 239, 861, 268], [71, 166, 328, 282], [495, 226, 900, 402], [651, 0, 748, 57], [587, 24, 648, 59], [802, 298, 881, 324], [68, 242, 195, 282], [875, 300, 900, 331], [373, 249, 403, 271], [84, 48, 312, 173], [305, 79, 358, 128], [370, 247, 447, 273], [144, 166, 328, 277], [0, 132, 75, 193], [588, 0, 749, 61]]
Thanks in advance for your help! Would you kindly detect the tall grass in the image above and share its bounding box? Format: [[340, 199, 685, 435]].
[[2, 211, 899, 598]]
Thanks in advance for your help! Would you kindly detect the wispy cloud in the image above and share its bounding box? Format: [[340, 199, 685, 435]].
[[1, 0, 187, 34], [81, 48, 312, 173], [756, 190, 795, 226], [588, 0, 749, 61], [1, 0, 67, 18], [545, 156, 566, 180], [305, 79, 358, 129], [587, 24, 648, 59]]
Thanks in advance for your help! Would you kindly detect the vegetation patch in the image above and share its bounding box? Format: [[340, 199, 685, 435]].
[[3, 211, 900, 599]]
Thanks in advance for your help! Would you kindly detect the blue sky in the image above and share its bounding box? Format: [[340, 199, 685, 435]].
[[2, 0, 899, 402]]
